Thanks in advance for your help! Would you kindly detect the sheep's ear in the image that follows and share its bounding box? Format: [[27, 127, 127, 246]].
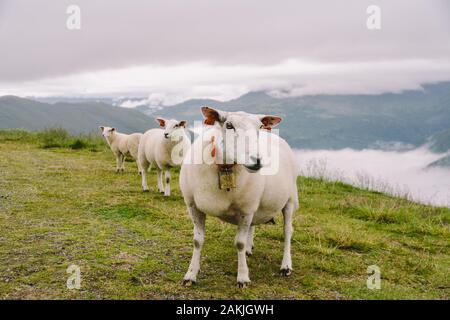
[[201, 106, 227, 125], [155, 118, 166, 128], [260, 115, 282, 130], [179, 120, 187, 128], [110, 127, 116, 132], [99, 126, 104, 132]]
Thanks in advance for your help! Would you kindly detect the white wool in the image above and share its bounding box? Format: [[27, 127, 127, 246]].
[[99, 126, 142, 173], [180, 108, 298, 286], [137, 118, 190, 196]]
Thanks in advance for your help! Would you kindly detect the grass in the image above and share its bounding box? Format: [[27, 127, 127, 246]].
[[0, 131, 449, 299], [0, 128, 105, 151]]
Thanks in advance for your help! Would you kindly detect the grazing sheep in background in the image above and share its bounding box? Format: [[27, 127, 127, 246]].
[[137, 118, 190, 196], [180, 107, 298, 287], [99, 126, 142, 173]]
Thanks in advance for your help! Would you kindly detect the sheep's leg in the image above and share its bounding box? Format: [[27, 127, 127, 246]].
[[120, 154, 125, 173], [183, 207, 206, 286], [156, 168, 164, 193], [235, 213, 254, 288], [164, 169, 171, 197], [115, 154, 121, 173], [140, 161, 150, 192], [136, 153, 144, 175], [280, 202, 294, 276], [245, 226, 255, 257], [136, 159, 142, 175], [131, 150, 141, 174]]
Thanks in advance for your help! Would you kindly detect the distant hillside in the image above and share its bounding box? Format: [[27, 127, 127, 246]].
[[428, 154, 450, 168], [2, 81, 450, 152], [427, 128, 450, 168], [146, 82, 450, 150], [428, 128, 450, 153], [0, 96, 156, 134]]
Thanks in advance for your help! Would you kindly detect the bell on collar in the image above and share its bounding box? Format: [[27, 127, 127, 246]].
[[218, 168, 236, 191]]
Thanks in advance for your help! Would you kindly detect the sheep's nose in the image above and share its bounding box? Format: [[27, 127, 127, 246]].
[[251, 156, 261, 165], [164, 133, 169, 138]]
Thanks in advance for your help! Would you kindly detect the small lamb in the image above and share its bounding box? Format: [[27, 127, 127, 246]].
[[180, 107, 299, 287], [137, 118, 190, 196], [99, 126, 142, 173]]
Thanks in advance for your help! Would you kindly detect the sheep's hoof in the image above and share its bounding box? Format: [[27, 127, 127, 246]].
[[237, 281, 250, 289], [183, 279, 196, 287], [280, 268, 292, 277], [143, 189, 149, 193], [245, 251, 252, 257]]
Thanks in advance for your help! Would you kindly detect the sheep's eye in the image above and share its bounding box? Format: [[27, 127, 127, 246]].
[[174, 124, 179, 128], [226, 122, 234, 130]]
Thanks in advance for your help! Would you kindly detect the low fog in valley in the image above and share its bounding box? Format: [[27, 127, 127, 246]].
[[295, 148, 450, 207]]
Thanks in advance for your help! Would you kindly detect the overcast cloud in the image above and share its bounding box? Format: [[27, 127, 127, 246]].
[[0, 0, 449, 102]]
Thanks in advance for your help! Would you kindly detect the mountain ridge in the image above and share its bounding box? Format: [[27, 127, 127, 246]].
[[1, 81, 450, 157], [141, 82, 450, 152], [0, 96, 156, 134]]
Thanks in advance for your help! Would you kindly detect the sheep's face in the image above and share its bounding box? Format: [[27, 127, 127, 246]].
[[99, 126, 116, 138], [155, 118, 187, 139], [202, 106, 282, 172]]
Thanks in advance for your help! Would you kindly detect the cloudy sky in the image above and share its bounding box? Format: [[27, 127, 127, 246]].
[[0, 0, 449, 104]]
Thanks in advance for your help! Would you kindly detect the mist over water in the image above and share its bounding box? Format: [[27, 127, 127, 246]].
[[294, 148, 450, 207]]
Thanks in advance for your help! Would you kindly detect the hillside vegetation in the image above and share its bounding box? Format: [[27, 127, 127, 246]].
[[0, 131, 449, 299], [0, 96, 156, 134], [0, 128, 105, 151]]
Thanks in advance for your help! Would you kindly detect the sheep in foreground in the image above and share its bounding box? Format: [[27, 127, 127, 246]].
[[180, 107, 298, 287], [99, 126, 142, 173], [137, 118, 190, 196]]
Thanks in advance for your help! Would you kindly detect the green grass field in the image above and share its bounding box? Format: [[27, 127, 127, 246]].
[[0, 131, 449, 299]]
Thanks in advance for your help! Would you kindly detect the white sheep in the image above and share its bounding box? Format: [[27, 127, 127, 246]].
[[137, 118, 190, 196], [99, 126, 142, 173], [180, 107, 298, 287]]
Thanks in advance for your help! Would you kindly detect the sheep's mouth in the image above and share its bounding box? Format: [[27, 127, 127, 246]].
[[244, 163, 262, 172], [243, 156, 263, 172]]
